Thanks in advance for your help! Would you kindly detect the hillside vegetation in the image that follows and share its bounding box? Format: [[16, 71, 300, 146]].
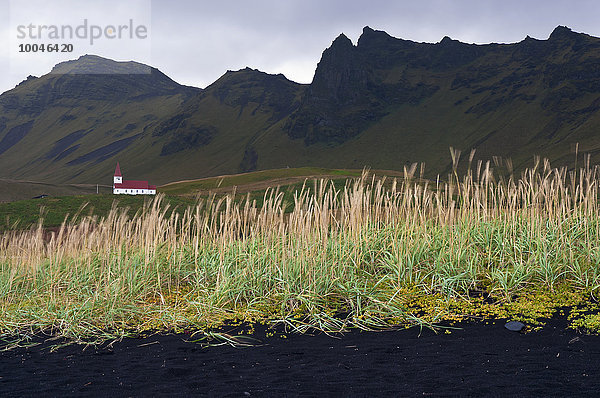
[[1, 27, 600, 185]]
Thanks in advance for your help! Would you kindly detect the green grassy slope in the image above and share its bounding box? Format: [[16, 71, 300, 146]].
[[0, 55, 198, 185], [0, 59, 306, 186], [0, 194, 196, 231], [0, 178, 112, 203], [159, 167, 362, 195], [0, 167, 382, 228]]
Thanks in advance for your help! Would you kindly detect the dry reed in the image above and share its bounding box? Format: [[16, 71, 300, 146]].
[[1, 156, 599, 342]]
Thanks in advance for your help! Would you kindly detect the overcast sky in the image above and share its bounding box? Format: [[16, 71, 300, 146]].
[[0, 0, 599, 94]]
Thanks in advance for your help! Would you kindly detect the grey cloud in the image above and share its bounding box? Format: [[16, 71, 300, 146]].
[[1, 0, 600, 93]]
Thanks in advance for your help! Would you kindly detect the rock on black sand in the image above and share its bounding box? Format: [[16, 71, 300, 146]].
[[505, 320, 526, 332]]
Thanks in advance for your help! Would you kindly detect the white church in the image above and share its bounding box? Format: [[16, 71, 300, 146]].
[[113, 162, 156, 195]]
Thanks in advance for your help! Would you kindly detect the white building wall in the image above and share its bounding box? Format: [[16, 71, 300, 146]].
[[113, 187, 156, 195]]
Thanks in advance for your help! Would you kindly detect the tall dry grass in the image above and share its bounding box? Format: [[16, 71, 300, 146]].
[[1, 154, 599, 342]]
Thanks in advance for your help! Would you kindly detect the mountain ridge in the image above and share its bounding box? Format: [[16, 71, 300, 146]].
[[1, 25, 600, 185], [1, 25, 584, 95]]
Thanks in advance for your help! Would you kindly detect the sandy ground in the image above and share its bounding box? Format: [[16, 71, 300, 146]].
[[1, 316, 599, 397]]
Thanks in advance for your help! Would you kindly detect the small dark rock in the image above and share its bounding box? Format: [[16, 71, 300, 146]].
[[505, 321, 525, 332]]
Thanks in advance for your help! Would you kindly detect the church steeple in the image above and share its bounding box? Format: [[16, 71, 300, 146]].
[[114, 162, 122, 185]]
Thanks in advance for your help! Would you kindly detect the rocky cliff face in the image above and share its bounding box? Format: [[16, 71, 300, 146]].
[[286, 33, 375, 144], [286, 25, 600, 151], [287, 27, 445, 144]]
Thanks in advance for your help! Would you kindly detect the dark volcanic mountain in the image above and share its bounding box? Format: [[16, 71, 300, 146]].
[[282, 25, 600, 170], [1, 26, 600, 185]]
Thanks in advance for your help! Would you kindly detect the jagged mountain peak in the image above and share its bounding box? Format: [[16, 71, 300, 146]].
[[331, 33, 354, 48], [359, 26, 391, 40], [50, 54, 153, 75], [357, 26, 401, 48], [210, 67, 300, 93], [222, 66, 287, 79], [439, 35, 457, 45], [548, 25, 577, 41]]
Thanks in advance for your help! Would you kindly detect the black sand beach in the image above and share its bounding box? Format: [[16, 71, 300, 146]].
[[1, 317, 599, 397]]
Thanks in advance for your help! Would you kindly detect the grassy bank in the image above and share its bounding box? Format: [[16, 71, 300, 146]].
[[0, 167, 372, 231], [1, 156, 600, 347], [158, 167, 363, 195], [0, 194, 197, 232]]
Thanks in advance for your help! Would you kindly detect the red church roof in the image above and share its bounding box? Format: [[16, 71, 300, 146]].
[[113, 162, 156, 191]]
